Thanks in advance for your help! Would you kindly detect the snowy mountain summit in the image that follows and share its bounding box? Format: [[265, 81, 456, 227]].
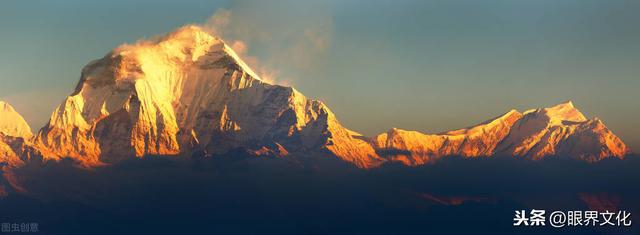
[[373, 101, 629, 165], [34, 26, 381, 167], [0, 102, 32, 139]]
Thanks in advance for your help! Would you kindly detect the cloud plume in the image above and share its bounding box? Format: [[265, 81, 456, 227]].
[[198, 2, 333, 85]]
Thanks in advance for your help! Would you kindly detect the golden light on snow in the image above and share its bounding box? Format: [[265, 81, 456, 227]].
[[0, 25, 629, 171]]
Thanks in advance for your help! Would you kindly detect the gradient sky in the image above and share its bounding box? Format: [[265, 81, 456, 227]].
[[1, 0, 639, 151]]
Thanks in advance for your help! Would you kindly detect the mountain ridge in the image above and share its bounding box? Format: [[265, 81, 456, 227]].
[[0, 25, 631, 172]]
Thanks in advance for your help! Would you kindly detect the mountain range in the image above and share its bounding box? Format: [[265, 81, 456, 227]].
[[0, 25, 631, 178]]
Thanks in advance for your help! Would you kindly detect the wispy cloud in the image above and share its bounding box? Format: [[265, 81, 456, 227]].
[[198, 2, 334, 86]]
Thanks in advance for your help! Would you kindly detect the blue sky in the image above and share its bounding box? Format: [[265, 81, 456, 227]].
[[1, 0, 639, 151]]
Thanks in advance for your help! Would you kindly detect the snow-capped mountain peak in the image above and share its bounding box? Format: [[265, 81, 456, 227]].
[[535, 100, 587, 125], [34, 25, 381, 167], [0, 101, 32, 172], [373, 101, 628, 165], [0, 101, 32, 139]]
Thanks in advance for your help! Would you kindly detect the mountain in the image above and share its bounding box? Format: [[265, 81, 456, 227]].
[[2, 25, 625, 170], [0, 135, 21, 168], [0, 101, 32, 139], [373, 101, 629, 165], [34, 26, 383, 168], [0, 101, 31, 167], [372, 109, 523, 165], [495, 101, 629, 161], [0, 102, 32, 195]]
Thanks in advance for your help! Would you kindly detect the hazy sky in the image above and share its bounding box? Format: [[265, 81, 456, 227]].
[[1, 0, 639, 151]]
